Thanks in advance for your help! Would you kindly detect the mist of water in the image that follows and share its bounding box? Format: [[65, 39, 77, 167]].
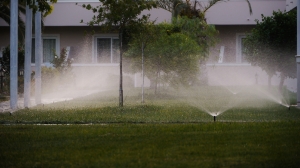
[[30, 35, 124, 107], [176, 86, 240, 117], [252, 86, 290, 107]]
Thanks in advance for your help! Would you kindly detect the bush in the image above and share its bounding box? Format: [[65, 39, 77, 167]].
[[0, 46, 25, 95], [0, 46, 24, 75], [42, 67, 60, 93], [51, 48, 75, 87]]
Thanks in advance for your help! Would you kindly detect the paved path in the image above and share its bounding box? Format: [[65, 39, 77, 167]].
[[0, 98, 28, 113]]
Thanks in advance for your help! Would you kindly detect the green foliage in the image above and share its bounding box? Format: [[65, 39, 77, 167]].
[[125, 16, 218, 90], [23, 0, 57, 14], [0, 46, 26, 95], [80, 0, 158, 106], [243, 10, 297, 88], [49, 48, 75, 91], [79, 0, 157, 30], [78, 0, 158, 55], [172, 16, 218, 58], [0, 46, 25, 76], [40, 66, 59, 94], [51, 48, 73, 74]]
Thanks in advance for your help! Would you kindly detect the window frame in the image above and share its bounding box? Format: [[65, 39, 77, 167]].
[[236, 33, 250, 65], [31, 34, 60, 66], [92, 34, 119, 65]]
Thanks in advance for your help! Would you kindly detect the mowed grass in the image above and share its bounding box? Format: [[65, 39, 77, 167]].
[[0, 86, 299, 124], [0, 86, 300, 167], [1, 123, 300, 167]]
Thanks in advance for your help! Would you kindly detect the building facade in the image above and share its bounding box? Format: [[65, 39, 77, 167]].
[[0, 0, 297, 91]]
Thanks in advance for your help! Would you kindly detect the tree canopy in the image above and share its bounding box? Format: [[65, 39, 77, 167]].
[[243, 10, 296, 90], [124, 19, 216, 92], [79, 0, 157, 31]]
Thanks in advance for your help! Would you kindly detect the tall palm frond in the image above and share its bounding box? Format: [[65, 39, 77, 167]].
[[201, 0, 252, 15], [0, 0, 26, 45], [157, 0, 252, 20], [0, 0, 54, 46], [156, 0, 186, 17]]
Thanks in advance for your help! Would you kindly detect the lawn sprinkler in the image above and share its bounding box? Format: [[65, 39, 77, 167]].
[[214, 116, 216, 122], [288, 106, 290, 111]]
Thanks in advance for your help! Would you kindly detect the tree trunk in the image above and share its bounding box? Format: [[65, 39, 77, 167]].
[[149, 77, 155, 89], [154, 71, 158, 95], [119, 31, 123, 107], [268, 74, 272, 89], [278, 73, 285, 95]]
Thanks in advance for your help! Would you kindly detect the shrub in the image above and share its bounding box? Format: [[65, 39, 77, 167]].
[[0, 46, 25, 95], [41, 67, 60, 93], [51, 48, 75, 86]]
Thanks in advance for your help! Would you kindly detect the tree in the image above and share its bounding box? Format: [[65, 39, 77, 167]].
[[172, 16, 218, 60], [124, 21, 157, 102], [125, 22, 202, 93], [243, 10, 296, 91], [80, 0, 157, 107]]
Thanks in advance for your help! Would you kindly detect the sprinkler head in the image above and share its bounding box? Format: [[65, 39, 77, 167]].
[[288, 106, 290, 110], [214, 116, 216, 122]]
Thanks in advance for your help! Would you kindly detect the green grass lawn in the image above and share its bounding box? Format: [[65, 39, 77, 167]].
[[1, 122, 300, 167], [0, 86, 300, 167]]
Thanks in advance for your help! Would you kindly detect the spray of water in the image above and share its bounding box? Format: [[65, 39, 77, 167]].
[[29, 35, 127, 107], [208, 76, 246, 95], [252, 86, 290, 107], [177, 86, 240, 117]]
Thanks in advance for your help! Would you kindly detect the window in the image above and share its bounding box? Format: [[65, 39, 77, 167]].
[[31, 35, 60, 64], [236, 34, 248, 64], [94, 36, 119, 64]]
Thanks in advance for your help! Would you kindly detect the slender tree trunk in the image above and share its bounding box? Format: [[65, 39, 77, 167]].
[[155, 60, 161, 95], [279, 73, 285, 94], [155, 71, 158, 95], [119, 31, 123, 107], [149, 77, 155, 89], [141, 42, 144, 103], [268, 74, 272, 88]]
